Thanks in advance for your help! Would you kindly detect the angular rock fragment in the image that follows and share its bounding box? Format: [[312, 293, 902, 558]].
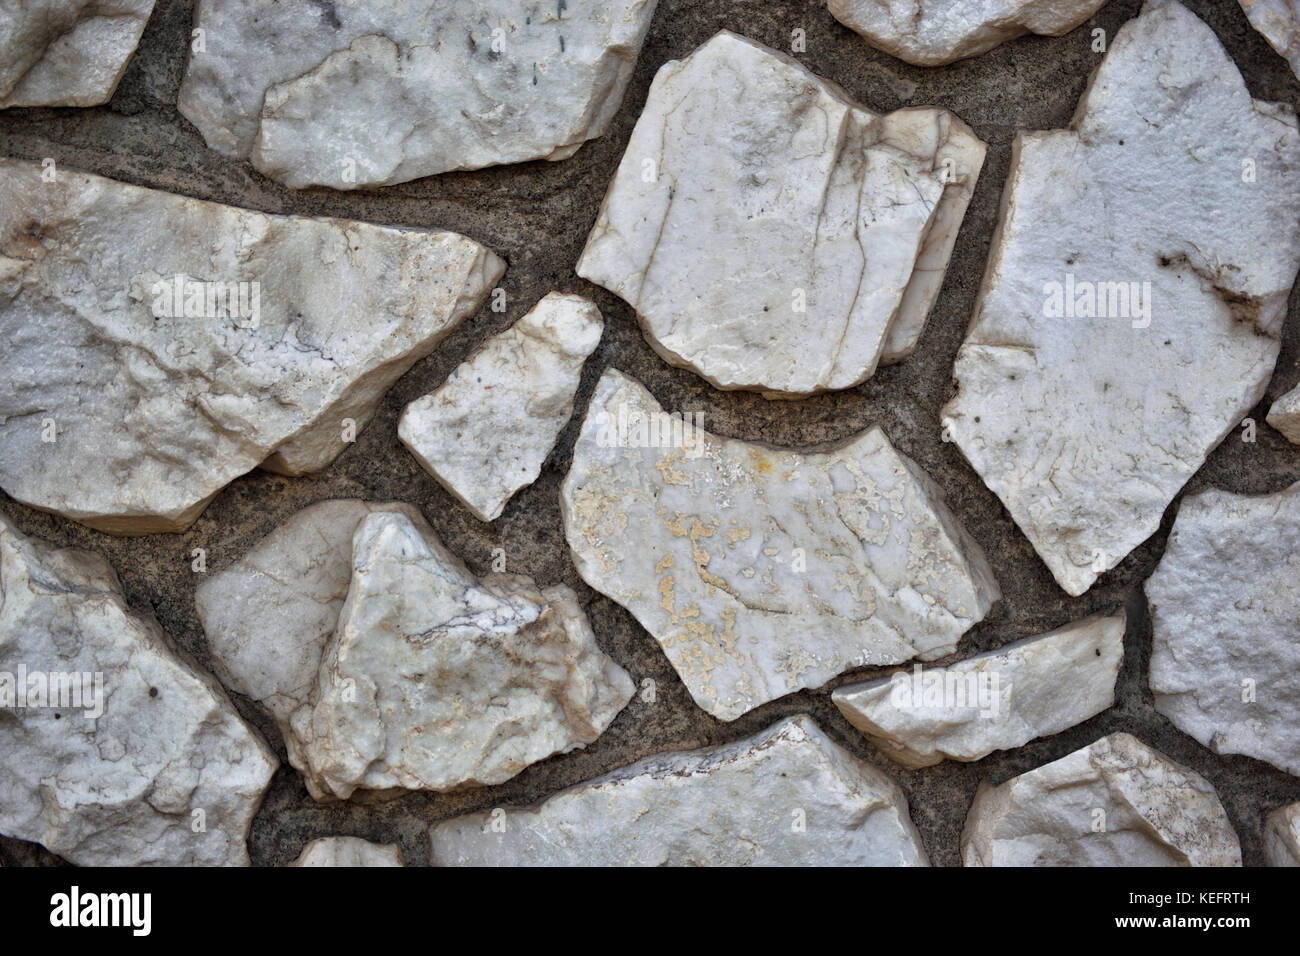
[[963, 733, 1242, 866], [0, 159, 503, 533], [1265, 802, 1300, 866], [0, 0, 156, 108], [399, 293, 603, 521], [1147, 483, 1300, 777], [0, 514, 276, 866], [1240, 0, 1300, 79], [1267, 384, 1300, 444], [942, 0, 1300, 596], [576, 31, 986, 396], [289, 837, 403, 867], [561, 369, 999, 721], [196, 500, 634, 801], [178, 0, 658, 189], [431, 715, 928, 866], [828, 0, 1107, 67], [833, 614, 1124, 768]]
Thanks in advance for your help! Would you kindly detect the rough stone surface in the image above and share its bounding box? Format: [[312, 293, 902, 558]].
[[197, 500, 634, 801], [832, 614, 1124, 768], [177, 0, 659, 189], [1241, 0, 1300, 79], [1267, 383, 1300, 443], [1264, 801, 1300, 865], [431, 714, 928, 865], [399, 293, 604, 521], [561, 369, 1000, 721], [963, 733, 1242, 866], [576, 31, 986, 397], [0, 0, 156, 108], [0, 158, 503, 534], [943, 0, 1300, 597], [829, 0, 1108, 67], [0, 514, 276, 866], [289, 836, 404, 867], [1147, 483, 1300, 777]]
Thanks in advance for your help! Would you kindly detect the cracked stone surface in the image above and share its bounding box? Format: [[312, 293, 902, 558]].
[[962, 733, 1242, 866], [1147, 483, 1300, 778], [430, 714, 929, 866], [289, 836, 404, 867], [575, 31, 986, 397], [0, 0, 156, 108], [197, 500, 634, 801], [828, 0, 1108, 67], [0, 158, 503, 534], [561, 369, 1000, 721], [177, 0, 659, 189], [1267, 383, 1300, 443], [942, 0, 1300, 597], [0, 514, 276, 866], [1265, 802, 1300, 866], [1240, 0, 1300, 79], [399, 293, 604, 522], [832, 614, 1124, 768]]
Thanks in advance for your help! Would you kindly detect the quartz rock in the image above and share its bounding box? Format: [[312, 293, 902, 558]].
[[178, 0, 658, 189], [196, 500, 634, 801], [1264, 802, 1300, 866], [828, 0, 1107, 67], [942, 0, 1300, 596], [963, 733, 1242, 866], [575, 31, 986, 396], [1240, 0, 1300, 80], [561, 369, 1000, 721], [1146, 483, 1300, 777], [0, 514, 276, 866], [1267, 384, 1300, 444], [0, 0, 156, 108], [431, 715, 928, 866], [289, 837, 403, 867], [399, 293, 603, 521], [0, 159, 503, 533], [833, 614, 1124, 768]]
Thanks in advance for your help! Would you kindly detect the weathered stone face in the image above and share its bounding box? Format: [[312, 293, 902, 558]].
[[1267, 384, 1300, 444], [1239, 0, 1300, 79], [1265, 802, 1300, 866], [289, 837, 404, 867]]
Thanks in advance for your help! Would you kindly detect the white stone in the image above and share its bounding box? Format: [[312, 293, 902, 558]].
[[196, 500, 634, 801], [1146, 482, 1300, 777], [832, 614, 1124, 768], [0, 514, 276, 866], [430, 715, 929, 866], [399, 293, 603, 521], [1240, 0, 1300, 80], [289, 837, 403, 867], [178, 0, 658, 189], [0, 0, 155, 107], [828, 0, 1107, 67], [1267, 384, 1300, 443], [1265, 802, 1300, 866], [575, 31, 986, 396], [942, 0, 1300, 596], [561, 369, 999, 721], [962, 733, 1242, 866], [0, 159, 504, 534]]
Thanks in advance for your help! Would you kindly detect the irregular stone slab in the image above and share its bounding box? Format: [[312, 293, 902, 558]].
[[0, 514, 276, 866], [1240, 0, 1300, 80], [431, 715, 928, 866], [178, 0, 658, 189], [196, 500, 634, 801], [962, 733, 1242, 866], [1147, 483, 1300, 777], [942, 0, 1300, 596], [0, 159, 503, 533], [0, 0, 156, 108], [1267, 384, 1300, 443], [833, 614, 1124, 768], [575, 31, 986, 396], [289, 837, 403, 867], [828, 0, 1107, 67], [561, 369, 999, 721], [399, 293, 603, 521], [1265, 802, 1300, 866]]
